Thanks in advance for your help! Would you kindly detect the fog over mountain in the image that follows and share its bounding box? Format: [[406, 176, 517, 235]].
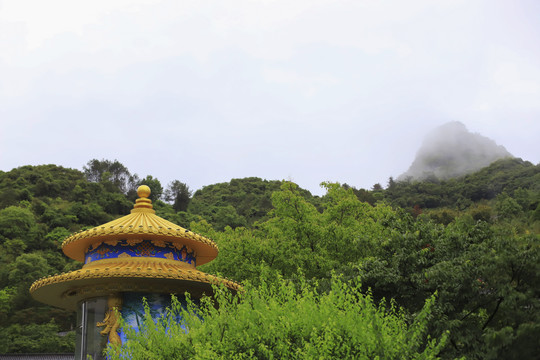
[[399, 122, 513, 181]]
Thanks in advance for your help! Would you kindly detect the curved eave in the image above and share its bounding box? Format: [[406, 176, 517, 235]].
[[30, 260, 241, 311], [62, 211, 218, 264]]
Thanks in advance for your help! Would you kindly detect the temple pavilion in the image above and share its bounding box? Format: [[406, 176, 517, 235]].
[[30, 185, 240, 360]]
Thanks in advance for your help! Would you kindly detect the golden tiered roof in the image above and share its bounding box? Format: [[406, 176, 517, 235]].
[[30, 185, 240, 311], [62, 185, 218, 265]]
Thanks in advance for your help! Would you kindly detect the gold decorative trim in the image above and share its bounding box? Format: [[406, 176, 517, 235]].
[[82, 256, 194, 269], [30, 259, 241, 295], [30, 268, 241, 311], [123, 239, 143, 247], [63, 224, 217, 250], [151, 239, 167, 247]]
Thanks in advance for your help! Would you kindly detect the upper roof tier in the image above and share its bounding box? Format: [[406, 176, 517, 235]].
[[62, 185, 219, 265]]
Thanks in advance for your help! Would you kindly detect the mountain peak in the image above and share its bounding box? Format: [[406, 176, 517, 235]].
[[399, 122, 513, 181]]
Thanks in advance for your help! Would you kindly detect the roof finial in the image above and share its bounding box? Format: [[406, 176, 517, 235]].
[[137, 185, 151, 199], [132, 185, 154, 212]]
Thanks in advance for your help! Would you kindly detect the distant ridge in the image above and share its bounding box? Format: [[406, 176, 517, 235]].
[[399, 121, 513, 181]]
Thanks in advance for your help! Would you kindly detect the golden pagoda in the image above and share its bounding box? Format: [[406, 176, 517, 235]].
[[30, 185, 240, 359]]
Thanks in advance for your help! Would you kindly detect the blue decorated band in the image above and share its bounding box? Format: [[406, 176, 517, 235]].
[[85, 239, 196, 266]]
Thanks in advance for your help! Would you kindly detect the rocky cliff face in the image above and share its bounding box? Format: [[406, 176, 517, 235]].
[[399, 122, 513, 181]]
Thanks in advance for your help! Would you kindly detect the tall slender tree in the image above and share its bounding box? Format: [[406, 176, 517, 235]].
[[83, 159, 135, 194], [164, 180, 192, 212]]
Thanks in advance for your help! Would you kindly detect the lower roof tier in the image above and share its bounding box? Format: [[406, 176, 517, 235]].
[[30, 257, 240, 311]]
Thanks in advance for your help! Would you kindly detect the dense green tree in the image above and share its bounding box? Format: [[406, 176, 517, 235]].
[[68, 202, 111, 225], [201, 182, 397, 284], [164, 180, 192, 212], [0, 206, 38, 245], [351, 187, 376, 205], [494, 192, 522, 219], [83, 159, 138, 194], [359, 217, 540, 359], [7, 253, 54, 289], [0, 287, 15, 322], [189, 178, 292, 230], [108, 277, 447, 360], [1, 160, 539, 357], [97, 191, 132, 215], [40, 206, 77, 231], [0, 322, 75, 354], [2, 239, 28, 258], [533, 203, 540, 222], [200, 181, 539, 359], [0, 164, 140, 354]]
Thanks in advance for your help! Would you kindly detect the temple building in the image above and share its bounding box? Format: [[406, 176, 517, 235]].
[[30, 185, 240, 360]]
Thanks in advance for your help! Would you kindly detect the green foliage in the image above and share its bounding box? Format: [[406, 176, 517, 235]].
[[533, 203, 540, 222], [385, 158, 540, 208], [44, 227, 71, 246], [83, 159, 138, 194], [203, 181, 397, 283], [1, 160, 538, 357], [0, 165, 84, 208], [494, 192, 522, 219], [7, 253, 54, 289], [201, 181, 539, 359], [467, 203, 493, 223], [0, 321, 75, 354], [0, 287, 15, 322], [108, 276, 447, 360], [97, 191, 133, 215], [383, 158, 540, 233], [0, 164, 139, 354], [165, 180, 192, 212], [189, 177, 301, 230], [424, 208, 459, 225], [68, 202, 111, 225], [350, 186, 377, 205], [0, 206, 38, 244], [359, 218, 540, 359]]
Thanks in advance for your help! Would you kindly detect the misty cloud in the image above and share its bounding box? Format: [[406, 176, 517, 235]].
[[399, 122, 513, 181]]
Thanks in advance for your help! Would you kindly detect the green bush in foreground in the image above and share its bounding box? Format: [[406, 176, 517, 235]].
[[107, 276, 449, 360]]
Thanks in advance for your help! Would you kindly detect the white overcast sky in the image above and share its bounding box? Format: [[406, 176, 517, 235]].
[[1, 0, 539, 195]]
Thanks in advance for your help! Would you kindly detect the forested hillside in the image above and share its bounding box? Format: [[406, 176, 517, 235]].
[[0, 159, 538, 358]]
